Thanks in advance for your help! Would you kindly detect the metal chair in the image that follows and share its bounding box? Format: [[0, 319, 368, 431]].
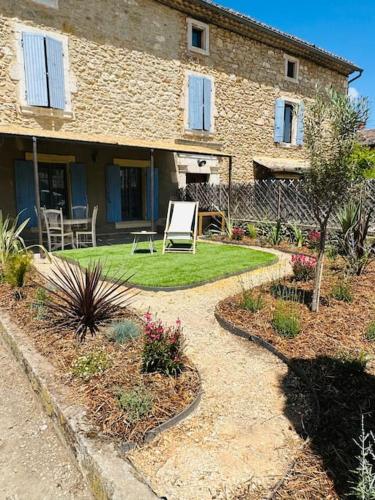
[[42, 209, 75, 252], [76, 205, 98, 248]]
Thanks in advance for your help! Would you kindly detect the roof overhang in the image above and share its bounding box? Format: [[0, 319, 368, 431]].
[[254, 156, 310, 174], [157, 0, 361, 76], [0, 126, 229, 157]]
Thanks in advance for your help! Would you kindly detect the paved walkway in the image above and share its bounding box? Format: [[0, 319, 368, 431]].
[[127, 248, 301, 499], [0, 334, 90, 499]]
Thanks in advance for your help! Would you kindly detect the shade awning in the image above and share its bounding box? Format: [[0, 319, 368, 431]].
[[0, 125, 228, 157], [254, 156, 310, 174]]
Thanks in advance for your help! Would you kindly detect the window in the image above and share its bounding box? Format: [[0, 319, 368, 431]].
[[187, 74, 213, 132], [284, 55, 299, 82], [120, 167, 143, 221], [187, 18, 209, 55], [274, 98, 305, 146], [22, 32, 65, 109], [32, 0, 58, 7]]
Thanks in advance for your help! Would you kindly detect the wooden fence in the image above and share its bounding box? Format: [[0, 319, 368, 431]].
[[178, 179, 375, 229]]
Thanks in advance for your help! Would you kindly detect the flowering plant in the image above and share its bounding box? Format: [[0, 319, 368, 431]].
[[307, 230, 321, 250], [291, 254, 317, 281], [142, 312, 184, 376], [232, 226, 245, 241]]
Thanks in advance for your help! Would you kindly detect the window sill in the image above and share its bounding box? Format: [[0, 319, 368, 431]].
[[277, 142, 302, 149], [184, 129, 215, 139], [188, 47, 210, 56], [285, 77, 299, 84], [18, 105, 74, 120]]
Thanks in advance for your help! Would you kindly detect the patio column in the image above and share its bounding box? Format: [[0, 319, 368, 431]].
[[32, 136, 43, 250], [228, 155, 233, 215], [150, 148, 155, 232]]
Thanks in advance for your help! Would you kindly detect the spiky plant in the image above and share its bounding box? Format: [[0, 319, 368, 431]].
[[43, 259, 136, 342]]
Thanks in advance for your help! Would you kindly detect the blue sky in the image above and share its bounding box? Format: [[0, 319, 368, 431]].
[[217, 0, 375, 127]]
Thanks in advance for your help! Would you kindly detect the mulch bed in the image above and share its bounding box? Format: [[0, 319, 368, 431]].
[[217, 259, 375, 499], [0, 276, 200, 445]]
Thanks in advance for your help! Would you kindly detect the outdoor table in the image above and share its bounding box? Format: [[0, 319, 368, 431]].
[[130, 231, 157, 255], [63, 218, 92, 227]]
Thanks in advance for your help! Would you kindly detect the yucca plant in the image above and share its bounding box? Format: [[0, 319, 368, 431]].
[[0, 212, 30, 267], [43, 260, 136, 342]]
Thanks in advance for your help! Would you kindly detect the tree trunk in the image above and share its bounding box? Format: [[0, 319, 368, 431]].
[[311, 225, 327, 313]]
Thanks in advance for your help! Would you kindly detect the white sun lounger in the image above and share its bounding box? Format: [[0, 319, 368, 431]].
[[163, 201, 199, 254]]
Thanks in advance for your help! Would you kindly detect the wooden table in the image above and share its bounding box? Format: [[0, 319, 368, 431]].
[[63, 218, 92, 227], [198, 211, 225, 236], [131, 231, 157, 255]]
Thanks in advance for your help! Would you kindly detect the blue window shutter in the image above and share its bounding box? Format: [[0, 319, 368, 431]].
[[106, 165, 121, 223], [146, 168, 159, 221], [14, 160, 36, 227], [22, 33, 48, 107], [188, 75, 204, 130], [45, 36, 65, 110], [70, 164, 87, 207], [274, 98, 285, 143], [296, 101, 305, 146], [203, 77, 212, 131]]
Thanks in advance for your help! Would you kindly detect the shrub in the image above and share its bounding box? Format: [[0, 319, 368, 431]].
[[116, 386, 153, 424], [291, 254, 317, 281], [108, 320, 140, 344], [325, 244, 339, 262], [43, 260, 135, 342], [365, 322, 375, 342], [331, 280, 353, 303], [142, 313, 184, 376], [268, 219, 283, 246], [247, 224, 257, 239], [290, 224, 304, 248], [72, 350, 110, 380], [31, 287, 48, 320], [307, 230, 321, 250], [232, 226, 245, 241], [240, 290, 264, 313], [350, 417, 375, 499], [337, 350, 369, 372], [3, 252, 32, 288], [271, 302, 301, 339]]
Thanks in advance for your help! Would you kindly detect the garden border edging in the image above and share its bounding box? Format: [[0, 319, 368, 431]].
[[214, 309, 320, 499], [0, 310, 201, 499]]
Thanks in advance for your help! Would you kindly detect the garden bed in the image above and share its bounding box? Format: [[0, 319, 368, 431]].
[[0, 275, 200, 446], [216, 259, 375, 499]]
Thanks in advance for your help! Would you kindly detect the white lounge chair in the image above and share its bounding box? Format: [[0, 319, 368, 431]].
[[163, 201, 199, 254]]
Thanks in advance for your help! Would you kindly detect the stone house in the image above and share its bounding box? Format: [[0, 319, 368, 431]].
[[0, 0, 361, 239]]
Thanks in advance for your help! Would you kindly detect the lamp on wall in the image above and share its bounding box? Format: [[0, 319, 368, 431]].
[[198, 159, 207, 167]]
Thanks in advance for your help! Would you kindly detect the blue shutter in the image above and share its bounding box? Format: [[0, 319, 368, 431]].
[[14, 160, 36, 227], [146, 168, 159, 221], [70, 164, 87, 207], [296, 101, 305, 146], [106, 165, 121, 223], [188, 75, 204, 130], [45, 36, 65, 110], [22, 33, 48, 107], [274, 98, 285, 143], [203, 77, 212, 132]]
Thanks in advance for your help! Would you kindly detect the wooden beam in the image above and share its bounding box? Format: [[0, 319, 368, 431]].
[[150, 149, 155, 232], [32, 137, 43, 251]]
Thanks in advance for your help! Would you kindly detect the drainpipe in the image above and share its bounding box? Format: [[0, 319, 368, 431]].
[[150, 148, 155, 232], [32, 136, 43, 253], [228, 156, 233, 215], [348, 69, 363, 86]]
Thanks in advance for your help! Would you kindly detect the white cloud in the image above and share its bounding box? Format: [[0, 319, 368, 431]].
[[348, 86, 360, 100]]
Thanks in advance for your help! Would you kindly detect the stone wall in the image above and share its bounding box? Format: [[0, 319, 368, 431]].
[[0, 0, 348, 181]]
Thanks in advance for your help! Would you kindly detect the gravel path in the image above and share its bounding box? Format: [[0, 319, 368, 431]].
[[0, 334, 90, 500], [128, 247, 301, 499]]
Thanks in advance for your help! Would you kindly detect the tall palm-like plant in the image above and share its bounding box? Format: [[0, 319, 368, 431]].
[[43, 259, 136, 342]]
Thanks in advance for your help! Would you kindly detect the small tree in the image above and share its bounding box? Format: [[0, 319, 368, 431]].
[[304, 89, 369, 312]]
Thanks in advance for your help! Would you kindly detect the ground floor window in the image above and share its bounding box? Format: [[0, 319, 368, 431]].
[[38, 163, 68, 214], [186, 173, 210, 184], [120, 167, 143, 220]]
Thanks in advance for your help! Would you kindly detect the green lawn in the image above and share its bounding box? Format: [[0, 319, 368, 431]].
[[57, 241, 276, 288]]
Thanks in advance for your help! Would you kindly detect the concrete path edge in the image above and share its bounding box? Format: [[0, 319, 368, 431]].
[[0, 311, 158, 500]]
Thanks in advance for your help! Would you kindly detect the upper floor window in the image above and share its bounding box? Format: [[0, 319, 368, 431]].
[[22, 32, 66, 109], [274, 98, 304, 146], [187, 18, 209, 55], [187, 74, 213, 132], [284, 54, 299, 82]]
